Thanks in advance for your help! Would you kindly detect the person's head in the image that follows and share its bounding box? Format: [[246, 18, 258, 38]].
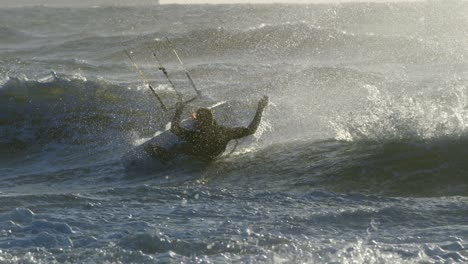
[[192, 108, 214, 128]]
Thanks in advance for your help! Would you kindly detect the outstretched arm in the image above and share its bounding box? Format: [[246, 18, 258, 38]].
[[225, 96, 269, 140], [170, 102, 193, 140]]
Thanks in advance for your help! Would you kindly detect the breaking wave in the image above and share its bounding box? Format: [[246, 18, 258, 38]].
[[0, 74, 172, 150], [330, 84, 468, 142]]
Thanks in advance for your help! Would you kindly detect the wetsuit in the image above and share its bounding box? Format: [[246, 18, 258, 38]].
[[171, 104, 265, 161]]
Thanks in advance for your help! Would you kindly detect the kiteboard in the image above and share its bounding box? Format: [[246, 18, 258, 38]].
[[122, 119, 194, 171]]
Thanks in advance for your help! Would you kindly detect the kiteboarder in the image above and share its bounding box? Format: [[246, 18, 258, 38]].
[[170, 96, 269, 161]]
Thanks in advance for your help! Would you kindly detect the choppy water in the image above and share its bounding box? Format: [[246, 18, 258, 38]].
[[1, 2, 468, 263]]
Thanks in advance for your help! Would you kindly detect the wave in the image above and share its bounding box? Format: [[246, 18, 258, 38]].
[[149, 23, 381, 56], [314, 139, 468, 197], [0, 73, 261, 153], [280, 84, 468, 197], [3, 75, 467, 197], [330, 84, 468, 142], [20, 21, 457, 65], [113, 78, 468, 198], [0, 74, 174, 150], [201, 138, 468, 198], [123, 21, 463, 64]]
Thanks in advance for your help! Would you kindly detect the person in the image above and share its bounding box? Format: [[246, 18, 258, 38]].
[[170, 96, 269, 161]]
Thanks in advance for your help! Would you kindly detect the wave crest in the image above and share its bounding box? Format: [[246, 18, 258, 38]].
[[0, 74, 171, 149], [128, 21, 456, 64], [330, 84, 468, 142]]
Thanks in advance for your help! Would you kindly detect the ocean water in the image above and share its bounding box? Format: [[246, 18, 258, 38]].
[[1, 2, 468, 263]]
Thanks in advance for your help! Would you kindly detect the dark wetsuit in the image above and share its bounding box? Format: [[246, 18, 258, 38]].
[[170, 106, 264, 161]]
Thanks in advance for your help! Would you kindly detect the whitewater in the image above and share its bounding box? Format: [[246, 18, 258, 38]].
[[0, 2, 467, 263]]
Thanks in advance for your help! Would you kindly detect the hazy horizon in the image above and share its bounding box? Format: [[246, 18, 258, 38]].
[[0, 0, 160, 7], [0, 0, 421, 7], [161, 0, 414, 3]]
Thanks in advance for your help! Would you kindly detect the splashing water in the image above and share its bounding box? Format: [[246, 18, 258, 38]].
[[330, 84, 468, 142]]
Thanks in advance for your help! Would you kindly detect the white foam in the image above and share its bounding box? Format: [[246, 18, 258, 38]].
[[0, 75, 10, 87], [330, 84, 468, 142], [37, 72, 56, 83]]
